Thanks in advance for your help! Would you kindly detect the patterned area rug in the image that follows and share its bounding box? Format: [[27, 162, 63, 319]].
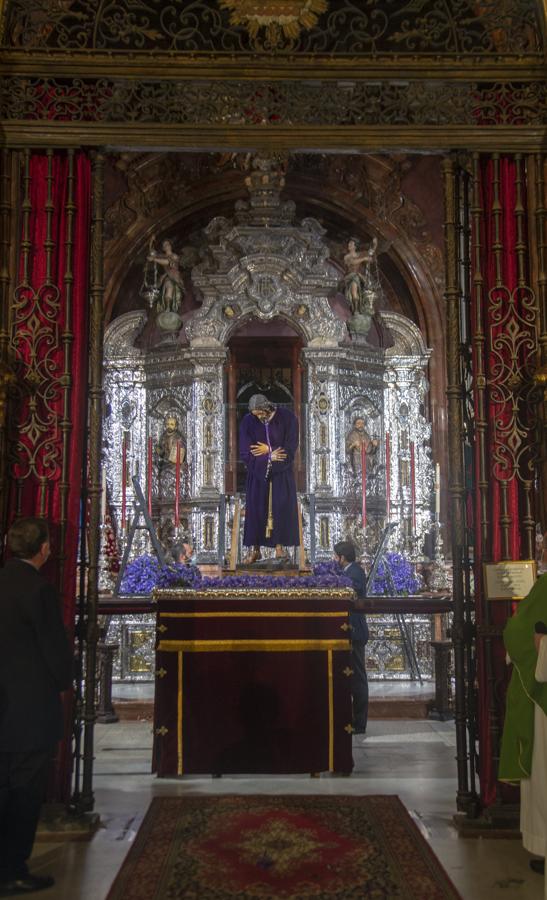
[[106, 795, 462, 899]]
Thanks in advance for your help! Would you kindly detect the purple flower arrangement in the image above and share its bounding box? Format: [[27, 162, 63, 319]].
[[119, 555, 353, 595], [368, 552, 420, 596], [118, 555, 163, 595]]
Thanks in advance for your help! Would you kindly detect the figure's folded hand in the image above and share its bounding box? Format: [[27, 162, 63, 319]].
[[250, 442, 270, 456], [271, 447, 287, 461]]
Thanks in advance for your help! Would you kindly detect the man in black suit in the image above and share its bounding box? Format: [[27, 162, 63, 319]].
[[334, 540, 369, 736], [0, 518, 73, 896]]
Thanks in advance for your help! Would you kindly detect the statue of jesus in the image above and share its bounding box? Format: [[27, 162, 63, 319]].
[[239, 394, 299, 564]]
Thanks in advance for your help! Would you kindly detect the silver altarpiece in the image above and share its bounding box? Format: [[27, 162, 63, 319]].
[[101, 158, 446, 683]]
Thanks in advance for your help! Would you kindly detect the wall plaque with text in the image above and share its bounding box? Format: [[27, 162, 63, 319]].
[[483, 561, 537, 601]]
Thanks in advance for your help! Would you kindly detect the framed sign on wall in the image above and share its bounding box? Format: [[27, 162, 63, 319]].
[[483, 561, 537, 601]]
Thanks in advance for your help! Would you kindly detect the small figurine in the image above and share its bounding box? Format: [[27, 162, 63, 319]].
[[346, 417, 379, 475], [157, 415, 186, 468]]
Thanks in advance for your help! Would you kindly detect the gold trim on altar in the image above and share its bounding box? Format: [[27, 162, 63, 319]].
[[170, 643, 341, 775], [327, 649, 334, 770], [178, 652, 183, 775], [159, 611, 347, 619], [158, 639, 350, 653], [154, 588, 354, 601]]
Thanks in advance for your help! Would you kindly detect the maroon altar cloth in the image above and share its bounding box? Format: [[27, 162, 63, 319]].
[[152, 588, 354, 777]]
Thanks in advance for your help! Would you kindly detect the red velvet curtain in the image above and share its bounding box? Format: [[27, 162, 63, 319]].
[[9, 151, 91, 800], [471, 156, 535, 807]]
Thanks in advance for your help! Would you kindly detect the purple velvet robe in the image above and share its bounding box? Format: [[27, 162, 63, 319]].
[[239, 407, 300, 547]]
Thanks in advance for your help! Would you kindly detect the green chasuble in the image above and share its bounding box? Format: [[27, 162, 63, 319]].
[[499, 574, 547, 782]]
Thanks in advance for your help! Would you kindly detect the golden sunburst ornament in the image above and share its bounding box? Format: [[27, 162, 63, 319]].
[[219, 0, 328, 47]]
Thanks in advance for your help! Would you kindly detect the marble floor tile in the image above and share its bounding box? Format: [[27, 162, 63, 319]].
[[27, 719, 543, 900]]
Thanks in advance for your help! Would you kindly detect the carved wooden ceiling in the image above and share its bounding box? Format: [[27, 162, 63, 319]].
[[0, 1, 544, 149], [1, 0, 543, 56]]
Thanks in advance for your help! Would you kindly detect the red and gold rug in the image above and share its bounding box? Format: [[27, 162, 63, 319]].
[[107, 795, 461, 899]]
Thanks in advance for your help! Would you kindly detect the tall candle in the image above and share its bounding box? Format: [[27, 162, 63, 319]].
[[435, 462, 441, 520], [101, 466, 106, 523], [410, 441, 416, 533], [121, 434, 127, 530], [147, 437, 153, 516], [361, 441, 367, 530], [174, 440, 181, 528], [385, 432, 391, 520]]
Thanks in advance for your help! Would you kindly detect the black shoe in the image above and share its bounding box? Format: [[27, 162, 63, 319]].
[[529, 858, 545, 875], [352, 726, 367, 735], [0, 874, 55, 896]]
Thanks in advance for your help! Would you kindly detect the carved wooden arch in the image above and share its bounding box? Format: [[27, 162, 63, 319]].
[[104, 152, 443, 325]]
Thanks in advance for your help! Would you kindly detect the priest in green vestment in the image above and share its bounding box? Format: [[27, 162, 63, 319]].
[[500, 573, 547, 882]]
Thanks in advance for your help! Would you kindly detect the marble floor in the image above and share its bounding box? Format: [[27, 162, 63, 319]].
[[28, 718, 544, 900]]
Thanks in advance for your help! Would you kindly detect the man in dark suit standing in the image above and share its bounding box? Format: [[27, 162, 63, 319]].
[[0, 518, 73, 896], [334, 540, 369, 736]]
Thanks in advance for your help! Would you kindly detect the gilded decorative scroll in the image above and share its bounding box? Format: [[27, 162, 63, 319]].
[[219, 0, 328, 48], [10, 151, 64, 509], [2, 0, 542, 56], [1, 78, 545, 127], [486, 155, 540, 562]]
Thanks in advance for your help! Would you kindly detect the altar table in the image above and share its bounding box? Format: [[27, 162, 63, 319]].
[[152, 587, 354, 776]]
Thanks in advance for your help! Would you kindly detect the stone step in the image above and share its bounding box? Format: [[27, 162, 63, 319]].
[[369, 696, 434, 719], [110, 695, 436, 722]]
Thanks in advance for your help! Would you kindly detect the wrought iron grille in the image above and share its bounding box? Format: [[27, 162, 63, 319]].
[[1, 0, 542, 56], [0, 78, 545, 127]]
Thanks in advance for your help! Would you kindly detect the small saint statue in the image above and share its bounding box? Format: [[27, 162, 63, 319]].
[[147, 239, 184, 314], [157, 415, 186, 468], [346, 417, 379, 476], [343, 236, 378, 317]]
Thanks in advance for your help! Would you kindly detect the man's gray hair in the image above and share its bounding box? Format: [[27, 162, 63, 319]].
[[8, 517, 49, 559], [248, 394, 273, 411]]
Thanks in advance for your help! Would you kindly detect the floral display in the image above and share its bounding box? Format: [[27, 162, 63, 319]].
[[118, 555, 164, 595], [119, 555, 353, 595], [368, 552, 420, 596]]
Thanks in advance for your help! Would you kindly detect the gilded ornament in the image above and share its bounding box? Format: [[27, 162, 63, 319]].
[[218, 0, 328, 46], [0, 363, 15, 427], [317, 394, 329, 412]]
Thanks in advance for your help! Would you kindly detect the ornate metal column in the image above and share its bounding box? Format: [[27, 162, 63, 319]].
[[186, 347, 227, 563], [0, 148, 16, 534], [532, 155, 547, 537], [80, 150, 105, 813], [443, 155, 477, 815]]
